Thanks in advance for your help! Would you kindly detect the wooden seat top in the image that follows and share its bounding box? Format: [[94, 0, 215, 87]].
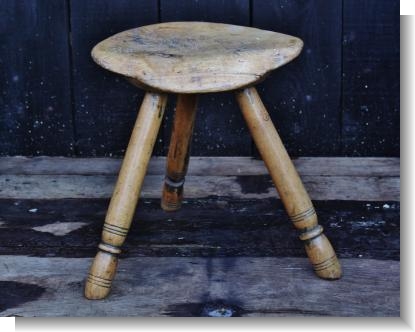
[[92, 22, 303, 93]]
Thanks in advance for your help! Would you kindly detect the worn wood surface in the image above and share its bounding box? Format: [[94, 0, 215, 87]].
[[92, 22, 303, 93], [0, 156, 399, 176], [0, 198, 400, 260], [0, 0, 74, 156], [0, 155, 400, 316], [0, 174, 400, 202], [0, 156, 400, 201], [0, 256, 399, 317]]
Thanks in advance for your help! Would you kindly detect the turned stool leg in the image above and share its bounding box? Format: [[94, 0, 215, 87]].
[[85, 92, 167, 299], [236, 87, 341, 280], [161, 94, 198, 211]]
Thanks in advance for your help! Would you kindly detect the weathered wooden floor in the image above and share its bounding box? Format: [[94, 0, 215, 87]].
[[0, 257, 399, 317], [0, 157, 400, 317]]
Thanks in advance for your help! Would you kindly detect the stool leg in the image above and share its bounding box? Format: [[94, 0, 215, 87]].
[[236, 87, 341, 280], [84, 92, 167, 299], [161, 94, 198, 211]]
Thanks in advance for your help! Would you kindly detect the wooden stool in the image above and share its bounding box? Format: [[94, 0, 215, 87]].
[[84, 22, 342, 300]]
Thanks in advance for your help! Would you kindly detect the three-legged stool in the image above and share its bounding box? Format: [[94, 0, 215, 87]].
[[85, 22, 341, 300]]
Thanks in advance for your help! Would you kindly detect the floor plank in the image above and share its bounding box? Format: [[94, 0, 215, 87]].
[[0, 174, 399, 201], [0, 157, 399, 201], [0, 199, 400, 260], [0, 256, 399, 317], [0, 156, 400, 176], [0, 157, 400, 317]]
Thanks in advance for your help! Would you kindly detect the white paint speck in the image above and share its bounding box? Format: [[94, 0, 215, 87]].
[[32, 221, 88, 236], [383, 204, 390, 209], [28, 208, 38, 213]]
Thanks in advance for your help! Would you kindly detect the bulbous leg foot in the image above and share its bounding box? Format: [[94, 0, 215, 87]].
[[301, 230, 342, 279], [85, 250, 118, 300]]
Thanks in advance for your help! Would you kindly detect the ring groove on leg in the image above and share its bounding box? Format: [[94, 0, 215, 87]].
[[312, 255, 339, 272], [290, 207, 316, 223]]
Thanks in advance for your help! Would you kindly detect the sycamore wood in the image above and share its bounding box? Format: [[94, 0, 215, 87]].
[[91, 22, 303, 93], [84, 22, 342, 300], [161, 94, 198, 211], [236, 87, 342, 280], [85, 92, 167, 300]]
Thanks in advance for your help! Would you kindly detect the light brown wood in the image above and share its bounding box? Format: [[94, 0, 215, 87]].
[[91, 22, 303, 93], [161, 94, 198, 211], [85, 92, 167, 300], [0, 256, 400, 317], [236, 87, 342, 280]]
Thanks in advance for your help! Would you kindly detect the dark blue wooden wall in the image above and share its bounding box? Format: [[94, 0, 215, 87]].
[[0, 0, 399, 157]]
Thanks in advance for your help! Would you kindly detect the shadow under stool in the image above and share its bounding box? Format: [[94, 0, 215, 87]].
[[84, 22, 342, 300]]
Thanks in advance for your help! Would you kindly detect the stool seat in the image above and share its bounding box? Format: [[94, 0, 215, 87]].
[[91, 22, 303, 93]]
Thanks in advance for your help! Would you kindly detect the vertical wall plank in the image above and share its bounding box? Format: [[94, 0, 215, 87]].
[[252, 0, 342, 156], [160, 0, 251, 156], [342, 0, 399, 156], [0, 0, 400, 158], [70, 0, 159, 156], [0, 0, 74, 156]]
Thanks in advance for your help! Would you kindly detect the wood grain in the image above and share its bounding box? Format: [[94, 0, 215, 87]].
[[162, 94, 198, 211], [0, 198, 400, 260], [85, 92, 167, 299], [0, 175, 400, 201], [0, 256, 399, 316], [92, 22, 303, 93], [0, 156, 399, 176]]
